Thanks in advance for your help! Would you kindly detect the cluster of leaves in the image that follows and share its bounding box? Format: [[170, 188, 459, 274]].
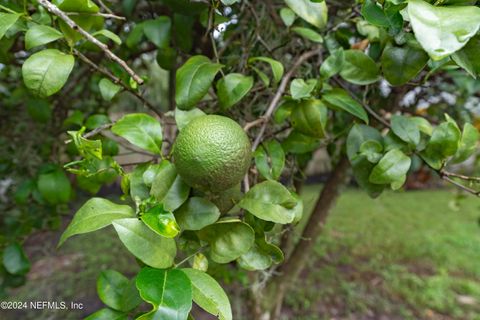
[[2, 0, 480, 318]]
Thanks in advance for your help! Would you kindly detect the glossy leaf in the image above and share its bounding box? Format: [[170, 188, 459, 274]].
[[453, 35, 480, 79], [282, 130, 321, 154], [291, 27, 323, 43], [381, 45, 429, 86], [339, 50, 380, 85], [0, 13, 19, 40], [285, 0, 328, 29], [25, 25, 63, 50], [136, 268, 192, 320], [248, 57, 284, 84], [359, 140, 383, 163], [238, 180, 299, 224], [391, 115, 421, 146], [361, 0, 389, 27], [176, 55, 223, 110], [150, 160, 177, 200], [290, 79, 317, 100], [254, 140, 285, 180], [452, 123, 479, 163], [291, 99, 328, 138], [113, 218, 177, 268], [99, 78, 122, 101], [59, 198, 134, 246], [369, 149, 411, 188], [320, 49, 344, 79], [408, 0, 480, 60], [162, 176, 190, 211], [144, 16, 171, 48], [93, 29, 122, 45], [111, 113, 162, 154], [175, 197, 220, 231], [175, 107, 206, 130], [217, 73, 253, 110], [22, 49, 75, 97], [141, 205, 180, 238], [198, 220, 255, 264], [97, 270, 141, 312], [280, 7, 296, 27], [182, 268, 232, 320], [322, 89, 369, 123]]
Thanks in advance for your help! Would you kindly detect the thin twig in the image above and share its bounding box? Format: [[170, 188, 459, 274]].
[[251, 48, 322, 150], [64, 123, 113, 144], [38, 0, 144, 85], [332, 77, 391, 128], [440, 170, 480, 183], [94, 0, 113, 14], [244, 118, 265, 132], [440, 175, 480, 197], [73, 49, 162, 118], [66, 12, 126, 20]]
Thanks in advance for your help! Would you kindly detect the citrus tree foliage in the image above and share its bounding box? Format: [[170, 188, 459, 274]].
[[2, 0, 480, 318]]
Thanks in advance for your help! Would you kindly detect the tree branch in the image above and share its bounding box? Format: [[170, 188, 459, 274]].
[[251, 48, 322, 150], [66, 12, 126, 20], [73, 49, 162, 118], [38, 0, 144, 85]]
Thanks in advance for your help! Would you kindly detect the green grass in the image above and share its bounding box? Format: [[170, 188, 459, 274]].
[[285, 188, 480, 319]]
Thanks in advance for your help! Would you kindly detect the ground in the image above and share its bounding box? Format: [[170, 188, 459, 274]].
[[1, 188, 480, 320]]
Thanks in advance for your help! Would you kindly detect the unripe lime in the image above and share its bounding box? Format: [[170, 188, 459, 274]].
[[173, 115, 251, 192]]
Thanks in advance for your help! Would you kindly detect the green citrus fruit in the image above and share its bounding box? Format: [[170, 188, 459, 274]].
[[173, 115, 252, 192]]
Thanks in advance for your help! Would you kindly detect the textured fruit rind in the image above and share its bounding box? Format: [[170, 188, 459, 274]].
[[173, 115, 252, 192]]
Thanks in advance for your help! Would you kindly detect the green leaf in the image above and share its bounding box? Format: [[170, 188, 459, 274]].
[[221, 0, 240, 5], [37, 168, 71, 205], [391, 115, 420, 146], [93, 29, 122, 45], [141, 205, 180, 238], [238, 180, 299, 224], [282, 130, 321, 154], [410, 117, 433, 136], [381, 45, 429, 86], [452, 35, 480, 79], [113, 218, 177, 268], [176, 55, 223, 110], [157, 46, 177, 70], [144, 16, 171, 48], [136, 268, 192, 320], [290, 79, 317, 100], [129, 164, 150, 200], [0, 13, 19, 40], [182, 268, 232, 320], [175, 197, 220, 231], [254, 140, 285, 180], [59, 198, 134, 246], [85, 114, 110, 130], [3, 243, 30, 275], [150, 161, 178, 199], [291, 27, 323, 43], [291, 99, 328, 138], [284, 0, 328, 29], [217, 73, 253, 110], [451, 123, 479, 164], [347, 124, 385, 198], [84, 308, 127, 320], [198, 220, 255, 264], [163, 176, 190, 211], [99, 78, 122, 101], [22, 49, 75, 97], [322, 89, 369, 124], [359, 140, 383, 163], [339, 50, 380, 85], [26, 98, 52, 123], [280, 7, 296, 27], [369, 149, 411, 188], [25, 25, 63, 50], [111, 113, 162, 154], [97, 270, 141, 312], [248, 57, 284, 84], [361, 0, 389, 27], [175, 107, 206, 130], [408, 0, 480, 60], [320, 49, 344, 79], [425, 121, 462, 160], [68, 128, 103, 160]]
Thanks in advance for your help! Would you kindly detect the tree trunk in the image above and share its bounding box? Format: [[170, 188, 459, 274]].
[[260, 156, 350, 319]]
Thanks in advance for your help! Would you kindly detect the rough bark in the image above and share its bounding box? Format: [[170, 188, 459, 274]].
[[262, 156, 351, 319]]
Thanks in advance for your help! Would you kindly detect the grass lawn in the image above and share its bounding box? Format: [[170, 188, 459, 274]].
[[1, 189, 480, 320], [285, 188, 480, 320]]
